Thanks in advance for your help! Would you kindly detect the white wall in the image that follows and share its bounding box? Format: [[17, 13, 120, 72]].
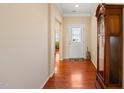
[[63, 16, 91, 59], [90, 6, 98, 68], [0, 4, 49, 89]]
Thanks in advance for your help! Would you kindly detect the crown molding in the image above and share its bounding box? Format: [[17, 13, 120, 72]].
[[54, 4, 64, 15]]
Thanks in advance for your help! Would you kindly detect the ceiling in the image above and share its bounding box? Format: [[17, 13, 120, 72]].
[[56, 3, 98, 16]]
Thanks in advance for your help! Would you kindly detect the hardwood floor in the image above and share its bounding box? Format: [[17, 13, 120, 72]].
[[43, 50, 96, 89]]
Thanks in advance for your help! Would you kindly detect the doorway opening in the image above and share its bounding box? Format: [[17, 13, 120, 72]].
[[55, 20, 61, 64]]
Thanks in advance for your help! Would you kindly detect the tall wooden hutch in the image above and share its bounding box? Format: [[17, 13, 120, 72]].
[[95, 4, 123, 88]]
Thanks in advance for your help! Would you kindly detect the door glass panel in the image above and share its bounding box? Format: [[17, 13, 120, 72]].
[[71, 27, 81, 42]]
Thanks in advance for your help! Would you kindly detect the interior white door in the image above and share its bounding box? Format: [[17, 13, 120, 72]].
[[69, 26, 84, 58]]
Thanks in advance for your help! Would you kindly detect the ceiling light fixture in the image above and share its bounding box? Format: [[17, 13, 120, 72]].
[[75, 4, 79, 8]]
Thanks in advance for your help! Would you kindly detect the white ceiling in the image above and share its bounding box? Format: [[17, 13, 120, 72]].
[[56, 3, 98, 16]]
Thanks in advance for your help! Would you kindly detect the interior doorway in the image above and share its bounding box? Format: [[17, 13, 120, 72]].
[[55, 20, 61, 63]]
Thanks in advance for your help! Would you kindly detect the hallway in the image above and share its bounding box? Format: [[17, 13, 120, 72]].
[[0, 3, 123, 89], [43, 51, 96, 89]]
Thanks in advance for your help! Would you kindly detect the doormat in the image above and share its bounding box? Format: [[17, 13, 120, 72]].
[[63, 58, 85, 62]]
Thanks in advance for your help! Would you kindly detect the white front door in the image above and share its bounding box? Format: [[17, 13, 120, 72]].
[[69, 25, 84, 58]]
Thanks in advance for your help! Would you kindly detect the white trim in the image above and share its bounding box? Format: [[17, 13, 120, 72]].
[[64, 13, 91, 17], [40, 70, 55, 88], [50, 70, 55, 77], [91, 58, 97, 69], [40, 76, 49, 89]]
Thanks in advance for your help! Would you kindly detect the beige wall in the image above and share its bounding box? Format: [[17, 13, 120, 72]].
[[63, 16, 91, 58], [49, 4, 63, 75], [0, 4, 49, 88], [90, 6, 98, 68]]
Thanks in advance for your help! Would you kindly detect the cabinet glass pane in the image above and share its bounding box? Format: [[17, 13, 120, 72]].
[[99, 36, 105, 77], [98, 16, 105, 78]]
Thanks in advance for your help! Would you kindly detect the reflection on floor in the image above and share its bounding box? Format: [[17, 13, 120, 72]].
[[55, 49, 59, 62], [55, 49, 60, 73], [43, 50, 96, 89]]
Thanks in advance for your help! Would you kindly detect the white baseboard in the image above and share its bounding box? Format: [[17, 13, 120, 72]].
[[40, 76, 50, 89], [40, 70, 55, 88], [91, 59, 97, 69], [50, 70, 55, 78]]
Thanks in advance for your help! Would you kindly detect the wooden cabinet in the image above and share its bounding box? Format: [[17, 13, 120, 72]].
[[95, 4, 123, 88]]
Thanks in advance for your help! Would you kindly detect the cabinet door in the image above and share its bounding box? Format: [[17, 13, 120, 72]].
[[107, 8, 122, 86], [108, 15, 120, 35], [107, 9, 122, 36]]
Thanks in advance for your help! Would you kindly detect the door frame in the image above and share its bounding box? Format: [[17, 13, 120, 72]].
[[49, 17, 63, 77], [55, 18, 62, 60]]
